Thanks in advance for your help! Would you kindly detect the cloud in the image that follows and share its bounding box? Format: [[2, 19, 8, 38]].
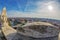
[[7, 10, 60, 20], [7, 0, 60, 20]]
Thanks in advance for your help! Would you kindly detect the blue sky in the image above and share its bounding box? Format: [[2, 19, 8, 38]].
[[0, 0, 38, 11], [0, 0, 60, 20]]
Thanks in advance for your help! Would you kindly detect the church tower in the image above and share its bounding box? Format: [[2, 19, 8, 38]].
[[1, 7, 9, 27], [1, 7, 17, 40]]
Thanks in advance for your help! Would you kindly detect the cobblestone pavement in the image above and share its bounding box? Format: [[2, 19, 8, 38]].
[[0, 30, 59, 40], [12, 32, 59, 40]]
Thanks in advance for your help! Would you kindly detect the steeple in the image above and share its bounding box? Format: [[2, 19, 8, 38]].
[[1, 7, 17, 40], [1, 7, 6, 16], [1, 7, 9, 27]]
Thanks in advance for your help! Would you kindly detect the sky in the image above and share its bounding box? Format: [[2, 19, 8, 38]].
[[0, 0, 60, 20]]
